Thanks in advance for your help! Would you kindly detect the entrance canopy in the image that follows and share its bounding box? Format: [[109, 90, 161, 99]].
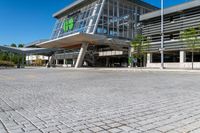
[[0, 45, 56, 55], [37, 32, 130, 49]]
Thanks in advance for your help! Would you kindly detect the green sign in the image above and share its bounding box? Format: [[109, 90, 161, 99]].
[[63, 18, 74, 32]]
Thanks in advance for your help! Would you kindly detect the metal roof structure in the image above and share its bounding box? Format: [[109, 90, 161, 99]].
[[140, 0, 200, 21], [37, 32, 130, 49], [0, 45, 56, 55], [53, 0, 158, 18], [25, 39, 49, 48]]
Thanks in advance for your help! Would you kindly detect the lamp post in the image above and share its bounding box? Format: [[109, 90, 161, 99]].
[[160, 0, 164, 69]]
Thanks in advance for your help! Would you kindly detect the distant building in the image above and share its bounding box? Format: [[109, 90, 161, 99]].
[[26, 55, 49, 66], [140, 0, 200, 68]]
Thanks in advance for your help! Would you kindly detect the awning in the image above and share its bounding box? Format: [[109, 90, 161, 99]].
[[0, 45, 56, 55], [37, 32, 130, 49]]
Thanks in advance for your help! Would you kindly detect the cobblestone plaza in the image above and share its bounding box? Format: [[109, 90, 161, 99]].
[[1, 68, 200, 133]]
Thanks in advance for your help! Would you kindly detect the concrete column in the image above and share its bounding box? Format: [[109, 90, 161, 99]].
[[56, 59, 58, 65], [180, 51, 186, 63], [128, 47, 132, 67], [26, 54, 29, 66], [63, 59, 67, 67], [147, 53, 152, 64], [75, 43, 88, 68]]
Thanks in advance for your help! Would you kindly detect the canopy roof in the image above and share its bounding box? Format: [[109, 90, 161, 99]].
[[53, 0, 158, 18], [0, 45, 56, 55], [37, 32, 130, 49]]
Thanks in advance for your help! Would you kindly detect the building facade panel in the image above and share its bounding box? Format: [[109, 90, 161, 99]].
[[141, 5, 200, 52], [140, 0, 200, 68]]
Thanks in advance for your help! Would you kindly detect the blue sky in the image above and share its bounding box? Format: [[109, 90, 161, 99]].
[[0, 0, 190, 45]]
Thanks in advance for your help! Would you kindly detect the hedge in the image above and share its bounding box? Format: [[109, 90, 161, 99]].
[[0, 60, 15, 67]]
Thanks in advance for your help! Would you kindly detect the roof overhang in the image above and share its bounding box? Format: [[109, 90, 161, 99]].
[[0, 45, 55, 55], [54, 0, 158, 19], [37, 32, 130, 49], [53, 0, 94, 18], [140, 0, 200, 21]]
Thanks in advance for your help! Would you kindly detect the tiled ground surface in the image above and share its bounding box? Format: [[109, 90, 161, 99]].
[[1, 68, 200, 133]]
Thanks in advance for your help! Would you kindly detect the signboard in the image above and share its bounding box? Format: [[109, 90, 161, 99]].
[[63, 18, 74, 32]]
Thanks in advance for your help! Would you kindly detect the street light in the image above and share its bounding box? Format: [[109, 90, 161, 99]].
[[160, 0, 164, 69]]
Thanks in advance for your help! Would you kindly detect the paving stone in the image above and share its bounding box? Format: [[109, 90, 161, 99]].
[[118, 125, 132, 131], [28, 130, 42, 133], [1, 68, 200, 133], [41, 126, 59, 132], [107, 123, 122, 128], [89, 127, 103, 132], [108, 128, 122, 133], [59, 128, 74, 133]]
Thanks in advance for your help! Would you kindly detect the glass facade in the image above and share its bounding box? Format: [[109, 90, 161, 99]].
[[96, 0, 141, 40], [51, 0, 153, 40], [51, 0, 104, 39]]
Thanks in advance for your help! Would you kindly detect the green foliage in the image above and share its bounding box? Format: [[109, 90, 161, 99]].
[[131, 34, 150, 59], [18, 44, 24, 48], [0, 60, 15, 67], [180, 27, 200, 50], [11, 43, 17, 47], [0, 51, 21, 64], [180, 26, 200, 69], [0, 43, 25, 65]]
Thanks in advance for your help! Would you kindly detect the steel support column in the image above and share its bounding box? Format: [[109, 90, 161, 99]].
[[160, 0, 164, 69], [75, 43, 88, 68]]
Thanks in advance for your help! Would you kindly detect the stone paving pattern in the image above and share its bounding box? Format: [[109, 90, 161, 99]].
[[0, 68, 200, 133]]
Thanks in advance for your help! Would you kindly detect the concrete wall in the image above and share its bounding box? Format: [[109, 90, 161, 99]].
[[147, 62, 200, 69]]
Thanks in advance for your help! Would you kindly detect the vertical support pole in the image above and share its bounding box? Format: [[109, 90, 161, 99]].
[[160, 0, 164, 69], [26, 54, 28, 66], [46, 56, 50, 67], [75, 43, 88, 68], [106, 57, 109, 67], [117, 0, 119, 36], [147, 53, 152, 64], [128, 46, 132, 68], [21, 53, 25, 68], [63, 59, 67, 67], [63, 50, 67, 67], [73, 59, 76, 67], [180, 51, 185, 63], [17, 54, 20, 68], [56, 59, 58, 66]]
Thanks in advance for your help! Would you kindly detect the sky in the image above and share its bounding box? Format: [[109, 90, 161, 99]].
[[0, 0, 191, 45]]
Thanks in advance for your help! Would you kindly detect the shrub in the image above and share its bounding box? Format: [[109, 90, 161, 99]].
[[0, 60, 15, 67]]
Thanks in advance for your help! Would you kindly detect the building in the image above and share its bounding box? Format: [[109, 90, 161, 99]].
[[35, 0, 157, 68], [140, 0, 200, 69], [26, 55, 49, 66]]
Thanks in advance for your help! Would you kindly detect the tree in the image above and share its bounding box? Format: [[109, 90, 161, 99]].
[[18, 44, 24, 48], [10, 43, 17, 47], [130, 34, 150, 67], [180, 27, 200, 69], [0, 43, 25, 65]]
